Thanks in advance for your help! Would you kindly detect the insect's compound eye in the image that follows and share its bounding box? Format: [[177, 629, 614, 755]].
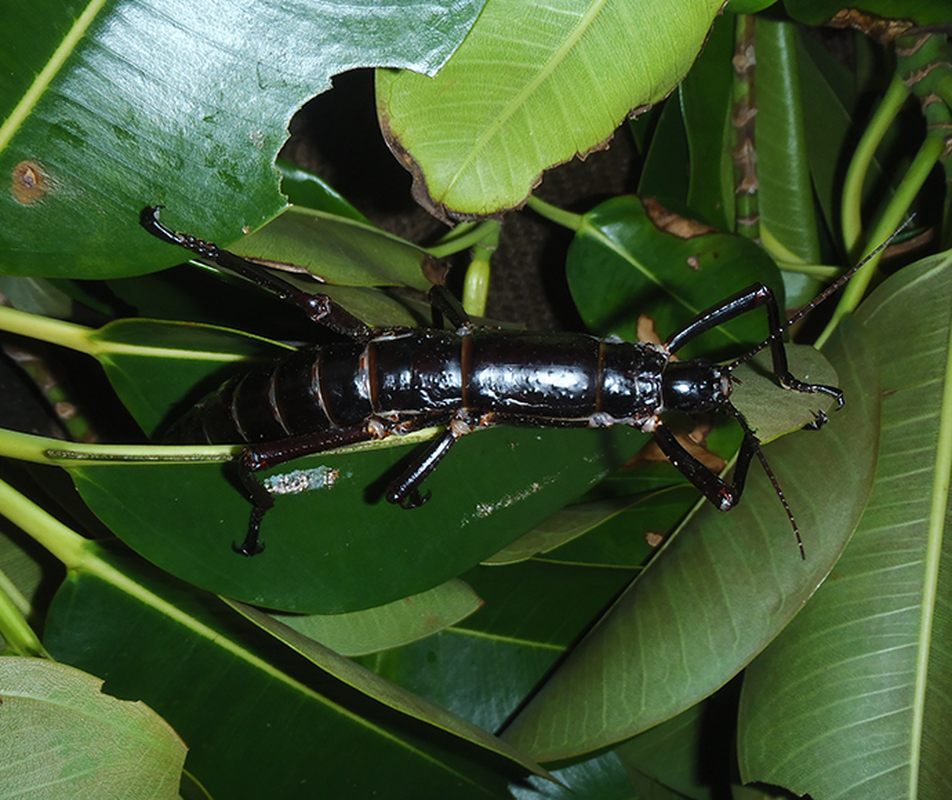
[[662, 360, 726, 412]]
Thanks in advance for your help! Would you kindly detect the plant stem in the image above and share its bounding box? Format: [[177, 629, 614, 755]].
[[0, 569, 49, 657], [0, 428, 234, 465], [426, 220, 499, 258], [817, 134, 944, 347], [0, 478, 87, 569], [840, 74, 910, 258], [526, 196, 583, 231], [0, 305, 94, 354], [462, 224, 499, 318]]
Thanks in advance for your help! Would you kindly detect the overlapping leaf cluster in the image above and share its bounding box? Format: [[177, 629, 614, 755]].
[[1, 1, 951, 798]]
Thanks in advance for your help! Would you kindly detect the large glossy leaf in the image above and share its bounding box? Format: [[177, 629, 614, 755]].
[[63, 423, 645, 613], [566, 196, 784, 356], [500, 318, 879, 761], [257, 578, 483, 656], [0, 0, 485, 278], [41, 544, 540, 799], [756, 17, 820, 266], [376, 0, 723, 219], [737, 252, 952, 798], [229, 204, 434, 290], [0, 658, 186, 799], [360, 561, 637, 734]]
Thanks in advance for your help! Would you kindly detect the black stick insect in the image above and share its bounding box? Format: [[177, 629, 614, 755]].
[[141, 206, 905, 559]]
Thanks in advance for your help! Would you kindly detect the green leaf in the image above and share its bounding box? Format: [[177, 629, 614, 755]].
[[376, 0, 723, 218], [0, 658, 185, 799], [680, 13, 734, 232], [566, 196, 784, 355], [756, 17, 820, 265], [89, 319, 291, 437], [42, 545, 537, 799], [277, 158, 369, 222], [512, 751, 639, 799], [0, 0, 486, 278], [500, 317, 879, 761], [615, 691, 733, 800], [64, 424, 646, 613], [229, 205, 433, 290], [731, 346, 839, 443], [636, 98, 689, 203], [258, 578, 483, 656], [540, 485, 698, 567], [482, 496, 644, 565], [227, 598, 550, 781], [737, 252, 952, 798], [360, 561, 636, 734]]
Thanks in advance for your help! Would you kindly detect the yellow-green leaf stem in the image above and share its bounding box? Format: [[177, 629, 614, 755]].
[[818, 134, 945, 348], [463, 248, 492, 318], [0, 576, 48, 657], [426, 220, 500, 259], [840, 74, 911, 258], [0, 306, 94, 354], [0, 479, 87, 570], [526, 196, 584, 232], [0, 305, 266, 364]]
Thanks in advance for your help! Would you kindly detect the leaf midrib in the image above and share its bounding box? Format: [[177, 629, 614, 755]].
[[908, 306, 952, 794], [0, 0, 108, 151], [441, 0, 611, 200]]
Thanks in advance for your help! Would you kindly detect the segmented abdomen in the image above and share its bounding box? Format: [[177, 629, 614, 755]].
[[164, 329, 667, 444]]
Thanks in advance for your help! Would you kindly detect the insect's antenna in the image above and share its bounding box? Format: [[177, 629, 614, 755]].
[[753, 441, 805, 560], [728, 214, 916, 373], [726, 400, 806, 559]]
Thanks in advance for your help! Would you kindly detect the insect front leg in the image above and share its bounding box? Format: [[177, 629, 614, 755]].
[[384, 409, 601, 510], [666, 283, 843, 406], [651, 421, 756, 512], [653, 415, 806, 558]]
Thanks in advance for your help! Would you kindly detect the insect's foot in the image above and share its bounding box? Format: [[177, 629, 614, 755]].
[[399, 488, 432, 509], [233, 538, 265, 557], [234, 508, 266, 556], [802, 410, 829, 431]]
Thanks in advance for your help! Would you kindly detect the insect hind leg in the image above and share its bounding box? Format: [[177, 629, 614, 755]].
[[140, 206, 375, 342], [233, 425, 377, 556]]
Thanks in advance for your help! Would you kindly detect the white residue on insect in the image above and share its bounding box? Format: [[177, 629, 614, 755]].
[[263, 466, 346, 496]]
